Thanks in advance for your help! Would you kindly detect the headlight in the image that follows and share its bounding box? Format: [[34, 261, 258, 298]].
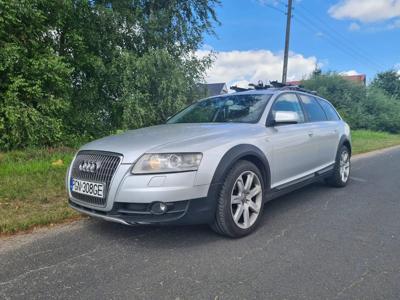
[[131, 153, 203, 174]]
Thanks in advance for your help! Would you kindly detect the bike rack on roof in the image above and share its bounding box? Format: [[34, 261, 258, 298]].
[[230, 80, 318, 95]]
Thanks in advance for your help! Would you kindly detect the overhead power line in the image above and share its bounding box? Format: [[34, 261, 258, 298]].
[[262, 3, 286, 14], [293, 11, 382, 71], [294, 16, 381, 72], [265, 0, 383, 73], [294, 4, 386, 68], [293, 16, 379, 72]]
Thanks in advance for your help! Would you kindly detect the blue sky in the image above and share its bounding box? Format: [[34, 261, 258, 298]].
[[201, 0, 400, 86]]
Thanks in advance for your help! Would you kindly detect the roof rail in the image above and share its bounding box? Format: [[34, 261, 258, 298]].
[[279, 85, 318, 95]]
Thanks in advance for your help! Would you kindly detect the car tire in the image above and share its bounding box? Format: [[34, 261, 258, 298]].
[[210, 160, 265, 238], [325, 145, 351, 187]]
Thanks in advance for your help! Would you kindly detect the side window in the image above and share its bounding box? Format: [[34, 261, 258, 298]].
[[299, 94, 327, 122], [270, 93, 305, 123], [317, 99, 340, 121]]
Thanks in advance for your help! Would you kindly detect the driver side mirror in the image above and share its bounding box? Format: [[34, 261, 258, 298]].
[[273, 111, 300, 125]]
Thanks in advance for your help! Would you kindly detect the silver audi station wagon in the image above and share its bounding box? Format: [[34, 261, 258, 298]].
[[67, 84, 351, 237]]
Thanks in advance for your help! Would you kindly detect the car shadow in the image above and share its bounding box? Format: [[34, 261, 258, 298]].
[[84, 180, 339, 248]]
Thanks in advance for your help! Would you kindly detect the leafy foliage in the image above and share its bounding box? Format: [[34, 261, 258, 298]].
[[0, 0, 219, 150], [0, 0, 73, 149], [370, 70, 400, 100], [302, 72, 400, 133], [117, 49, 212, 130]]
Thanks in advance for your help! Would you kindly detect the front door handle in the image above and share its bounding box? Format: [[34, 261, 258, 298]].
[[308, 131, 314, 137]]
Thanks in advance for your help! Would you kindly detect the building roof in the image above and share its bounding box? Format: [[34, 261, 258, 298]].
[[345, 74, 366, 85], [197, 83, 228, 97], [287, 80, 302, 86]]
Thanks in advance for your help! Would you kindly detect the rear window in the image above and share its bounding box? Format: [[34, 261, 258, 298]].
[[317, 99, 340, 121], [299, 94, 327, 122]]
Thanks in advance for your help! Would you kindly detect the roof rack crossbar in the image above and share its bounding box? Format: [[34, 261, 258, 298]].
[[229, 85, 253, 92]]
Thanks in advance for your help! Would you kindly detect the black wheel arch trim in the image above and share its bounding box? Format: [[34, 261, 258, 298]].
[[338, 135, 352, 155], [209, 144, 271, 191]]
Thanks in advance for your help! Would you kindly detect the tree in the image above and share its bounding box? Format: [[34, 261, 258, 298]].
[[0, 0, 219, 150], [50, 0, 219, 137], [302, 72, 400, 133], [371, 70, 400, 100], [113, 49, 212, 130], [0, 0, 72, 149], [301, 73, 367, 127]]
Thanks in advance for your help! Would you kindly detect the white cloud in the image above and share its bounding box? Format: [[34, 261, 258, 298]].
[[340, 70, 360, 76], [348, 22, 361, 31], [197, 49, 318, 89], [329, 0, 400, 23]]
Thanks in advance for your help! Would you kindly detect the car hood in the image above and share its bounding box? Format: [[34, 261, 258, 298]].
[[79, 123, 260, 163]]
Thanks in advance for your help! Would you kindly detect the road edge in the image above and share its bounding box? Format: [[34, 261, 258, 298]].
[[352, 144, 400, 161]]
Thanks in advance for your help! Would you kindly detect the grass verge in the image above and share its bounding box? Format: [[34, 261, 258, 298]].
[[0, 148, 79, 235], [351, 130, 400, 154], [1, 130, 400, 235]]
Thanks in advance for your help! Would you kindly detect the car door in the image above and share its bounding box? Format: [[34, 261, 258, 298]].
[[266, 93, 319, 188], [298, 94, 338, 169], [316, 98, 341, 164]]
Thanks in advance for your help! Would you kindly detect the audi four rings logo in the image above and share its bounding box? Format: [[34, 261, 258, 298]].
[[79, 160, 101, 173]]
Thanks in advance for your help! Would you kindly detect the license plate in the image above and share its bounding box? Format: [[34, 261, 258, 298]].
[[70, 178, 105, 198]]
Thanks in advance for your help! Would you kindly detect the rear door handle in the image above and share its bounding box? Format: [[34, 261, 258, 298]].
[[308, 131, 314, 137]]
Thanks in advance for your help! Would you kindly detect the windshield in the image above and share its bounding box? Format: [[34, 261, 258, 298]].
[[167, 94, 271, 124]]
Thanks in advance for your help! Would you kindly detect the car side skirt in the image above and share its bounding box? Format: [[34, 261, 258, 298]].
[[266, 163, 335, 201]]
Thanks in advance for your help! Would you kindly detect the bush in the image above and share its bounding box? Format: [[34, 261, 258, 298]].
[[302, 73, 400, 133], [0, 0, 218, 150]]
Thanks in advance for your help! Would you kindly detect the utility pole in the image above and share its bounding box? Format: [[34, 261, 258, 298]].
[[282, 0, 293, 84]]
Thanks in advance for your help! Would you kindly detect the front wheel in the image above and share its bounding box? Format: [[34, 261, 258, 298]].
[[325, 145, 351, 187], [211, 160, 265, 238]]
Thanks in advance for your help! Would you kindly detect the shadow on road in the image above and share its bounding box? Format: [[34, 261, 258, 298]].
[[82, 180, 334, 249]]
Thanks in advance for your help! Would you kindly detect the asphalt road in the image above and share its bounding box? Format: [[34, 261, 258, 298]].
[[1, 147, 400, 300]]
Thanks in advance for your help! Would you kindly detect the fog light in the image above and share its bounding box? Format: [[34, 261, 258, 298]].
[[151, 202, 168, 215]]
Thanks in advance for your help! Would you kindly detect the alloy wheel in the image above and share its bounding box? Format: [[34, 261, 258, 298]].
[[340, 150, 350, 182], [230, 171, 263, 229]]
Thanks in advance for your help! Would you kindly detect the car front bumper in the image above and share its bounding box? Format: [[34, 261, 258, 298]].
[[67, 155, 219, 225], [69, 187, 219, 226]]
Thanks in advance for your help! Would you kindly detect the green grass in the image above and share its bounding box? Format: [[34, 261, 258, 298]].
[[352, 130, 400, 154], [1, 130, 400, 235], [0, 147, 79, 234]]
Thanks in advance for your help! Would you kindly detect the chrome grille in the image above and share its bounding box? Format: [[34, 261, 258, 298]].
[[70, 151, 122, 206]]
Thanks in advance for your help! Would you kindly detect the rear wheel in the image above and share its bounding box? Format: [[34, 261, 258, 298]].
[[325, 145, 351, 187], [211, 160, 265, 238]]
